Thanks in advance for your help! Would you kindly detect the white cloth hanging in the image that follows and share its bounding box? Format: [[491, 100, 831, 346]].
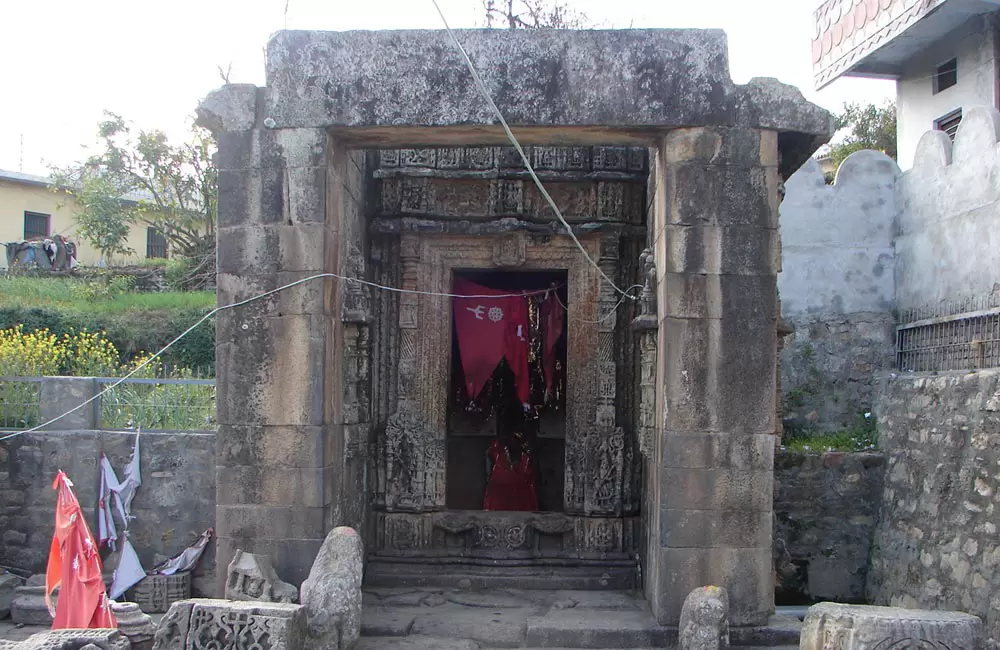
[[153, 529, 214, 575], [97, 455, 122, 550], [108, 536, 146, 600]]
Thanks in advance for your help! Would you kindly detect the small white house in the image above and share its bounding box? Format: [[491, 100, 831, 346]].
[[812, 0, 1000, 168]]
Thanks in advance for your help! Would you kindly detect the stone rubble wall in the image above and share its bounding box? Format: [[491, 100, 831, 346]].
[[868, 369, 1000, 642], [773, 451, 885, 605], [778, 151, 898, 431], [0, 430, 216, 596]]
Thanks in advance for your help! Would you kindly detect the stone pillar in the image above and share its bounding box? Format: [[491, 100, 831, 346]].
[[198, 85, 348, 591], [40, 377, 99, 430], [645, 127, 779, 626]]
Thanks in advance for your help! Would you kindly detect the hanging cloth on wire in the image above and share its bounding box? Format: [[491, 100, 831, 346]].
[[97, 434, 141, 550], [151, 528, 214, 575], [452, 279, 531, 404], [46, 471, 117, 629], [540, 290, 565, 401], [108, 536, 146, 600]]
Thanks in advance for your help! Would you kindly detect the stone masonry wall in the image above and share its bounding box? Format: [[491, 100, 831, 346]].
[[0, 430, 216, 596], [773, 450, 885, 605], [778, 151, 898, 431], [896, 106, 1000, 311], [869, 370, 1000, 642]]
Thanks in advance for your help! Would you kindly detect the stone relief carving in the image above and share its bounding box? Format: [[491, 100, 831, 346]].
[[225, 551, 299, 604], [378, 410, 445, 512], [492, 232, 527, 267], [153, 599, 307, 650]]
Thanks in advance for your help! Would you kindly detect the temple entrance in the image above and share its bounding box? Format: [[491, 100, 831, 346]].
[[445, 269, 569, 513]]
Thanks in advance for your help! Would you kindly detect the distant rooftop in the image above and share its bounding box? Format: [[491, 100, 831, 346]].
[[0, 167, 153, 203], [812, 0, 1000, 89]]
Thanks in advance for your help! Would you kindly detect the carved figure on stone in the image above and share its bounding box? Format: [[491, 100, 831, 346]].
[[225, 551, 299, 603], [381, 410, 442, 511], [300, 527, 364, 650], [679, 586, 729, 650], [639, 247, 657, 317], [800, 603, 983, 650]]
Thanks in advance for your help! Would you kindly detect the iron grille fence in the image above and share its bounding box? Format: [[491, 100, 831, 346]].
[[0, 377, 43, 429], [98, 377, 216, 431], [896, 295, 1000, 372], [0, 376, 215, 432]]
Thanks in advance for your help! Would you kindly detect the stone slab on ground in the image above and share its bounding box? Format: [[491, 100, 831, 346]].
[[729, 615, 801, 646], [0, 575, 19, 620], [525, 608, 673, 648], [361, 608, 417, 637], [410, 606, 533, 648], [800, 602, 983, 650], [549, 591, 643, 610], [356, 637, 480, 650]]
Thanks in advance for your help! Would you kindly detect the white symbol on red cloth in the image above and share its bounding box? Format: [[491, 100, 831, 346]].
[[488, 307, 504, 322], [467, 305, 486, 320]]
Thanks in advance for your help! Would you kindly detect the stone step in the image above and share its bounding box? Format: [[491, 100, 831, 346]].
[[357, 641, 799, 650]]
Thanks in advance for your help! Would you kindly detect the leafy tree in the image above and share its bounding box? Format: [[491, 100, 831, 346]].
[[54, 112, 217, 288], [482, 0, 591, 28], [66, 175, 137, 264], [829, 101, 897, 169]]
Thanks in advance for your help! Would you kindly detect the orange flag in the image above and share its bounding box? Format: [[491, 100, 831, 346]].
[[45, 471, 116, 629]]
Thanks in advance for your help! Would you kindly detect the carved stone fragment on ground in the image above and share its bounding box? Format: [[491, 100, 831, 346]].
[[128, 572, 191, 614], [152, 599, 307, 650], [12, 629, 129, 650], [800, 602, 983, 650], [226, 550, 299, 603], [300, 526, 364, 650], [679, 586, 729, 650], [112, 601, 156, 650]]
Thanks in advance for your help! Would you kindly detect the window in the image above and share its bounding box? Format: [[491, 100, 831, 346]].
[[933, 58, 958, 94], [146, 227, 167, 259], [23, 212, 50, 240], [935, 109, 963, 141]]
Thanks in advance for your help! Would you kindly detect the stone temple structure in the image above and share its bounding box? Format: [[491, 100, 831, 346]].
[[197, 28, 833, 627]]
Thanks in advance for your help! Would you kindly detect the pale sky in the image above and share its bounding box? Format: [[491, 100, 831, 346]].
[[0, 0, 893, 175]]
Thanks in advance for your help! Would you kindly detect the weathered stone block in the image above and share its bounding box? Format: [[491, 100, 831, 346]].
[[152, 598, 307, 650], [800, 603, 983, 650], [661, 273, 776, 321], [663, 433, 774, 471], [226, 550, 299, 603], [287, 166, 328, 224], [663, 224, 779, 276], [217, 168, 285, 227], [652, 547, 771, 626], [215, 465, 327, 508], [679, 586, 729, 650], [659, 467, 772, 513], [215, 314, 327, 427], [197, 84, 258, 133], [39, 378, 98, 430], [216, 425, 328, 471], [129, 572, 191, 614], [10, 584, 54, 626], [665, 165, 773, 229], [301, 526, 364, 650], [0, 573, 17, 619], [660, 508, 771, 549], [215, 272, 328, 319]]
